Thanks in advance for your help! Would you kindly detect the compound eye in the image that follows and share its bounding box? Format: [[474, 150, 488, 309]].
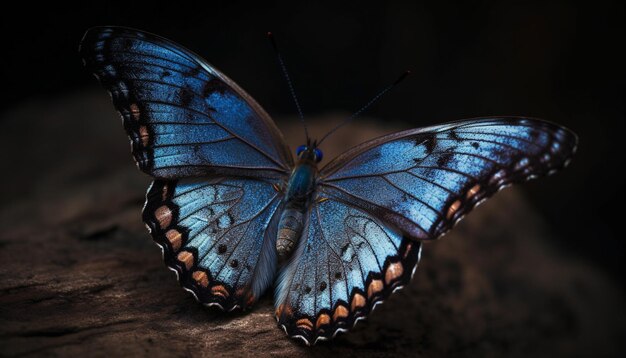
[[313, 148, 323, 162], [296, 145, 307, 156]]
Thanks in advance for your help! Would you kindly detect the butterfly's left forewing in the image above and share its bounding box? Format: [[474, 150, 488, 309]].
[[80, 27, 293, 179]]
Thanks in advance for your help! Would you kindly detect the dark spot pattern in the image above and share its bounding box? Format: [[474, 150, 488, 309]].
[[319, 282, 327, 291], [179, 87, 193, 106], [218, 244, 227, 254], [202, 78, 229, 97], [340, 243, 349, 256], [422, 133, 437, 153], [230, 260, 239, 268], [437, 152, 455, 167], [185, 66, 201, 77]]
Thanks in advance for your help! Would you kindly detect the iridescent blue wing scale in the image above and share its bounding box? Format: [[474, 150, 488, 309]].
[[275, 199, 421, 344], [144, 177, 283, 310], [80, 27, 293, 179], [276, 117, 576, 344]]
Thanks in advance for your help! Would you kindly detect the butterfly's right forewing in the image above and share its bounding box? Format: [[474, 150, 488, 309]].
[[319, 117, 577, 240]]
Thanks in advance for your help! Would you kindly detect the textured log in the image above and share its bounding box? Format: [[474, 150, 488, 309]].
[[0, 93, 624, 356]]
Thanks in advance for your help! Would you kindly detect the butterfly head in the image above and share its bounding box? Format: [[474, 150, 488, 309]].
[[296, 141, 323, 163]]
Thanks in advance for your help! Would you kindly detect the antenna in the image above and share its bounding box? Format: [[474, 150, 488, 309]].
[[317, 70, 411, 146], [267, 32, 309, 142]]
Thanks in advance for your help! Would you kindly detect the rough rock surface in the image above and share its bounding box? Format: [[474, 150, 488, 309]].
[[1, 93, 624, 357]]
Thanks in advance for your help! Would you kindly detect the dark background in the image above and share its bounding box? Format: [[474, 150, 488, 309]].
[[1, 0, 623, 281]]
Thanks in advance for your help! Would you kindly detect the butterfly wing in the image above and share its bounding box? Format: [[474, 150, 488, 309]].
[[274, 198, 421, 344], [319, 117, 577, 241], [144, 177, 283, 310], [276, 117, 577, 343], [80, 26, 293, 179]]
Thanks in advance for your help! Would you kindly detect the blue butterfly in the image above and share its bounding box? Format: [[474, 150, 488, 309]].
[[80, 27, 577, 345]]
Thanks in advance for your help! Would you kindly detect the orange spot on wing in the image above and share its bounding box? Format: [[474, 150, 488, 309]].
[[296, 318, 313, 331], [466, 184, 481, 199], [139, 126, 149, 146], [192, 270, 209, 287], [316, 313, 331, 328], [177, 251, 194, 270], [165, 229, 182, 251], [446, 200, 461, 220], [155, 205, 172, 229], [129, 103, 140, 121], [211, 285, 229, 298], [275, 304, 284, 318], [367, 279, 383, 299], [351, 293, 366, 311], [332, 304, 349, 322], [384, 262, 404, 285]]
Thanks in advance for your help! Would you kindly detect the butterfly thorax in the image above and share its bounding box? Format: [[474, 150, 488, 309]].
[[276, 151, 319, 261]]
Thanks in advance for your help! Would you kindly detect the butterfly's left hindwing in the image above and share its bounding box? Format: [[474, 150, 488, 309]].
[[275, 198, 422, 345], [80, 27, 293, 179], [144, 177, 282, 310]]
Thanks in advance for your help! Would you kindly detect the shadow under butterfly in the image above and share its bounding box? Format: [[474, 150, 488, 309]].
[[79, 26, 578, 346]]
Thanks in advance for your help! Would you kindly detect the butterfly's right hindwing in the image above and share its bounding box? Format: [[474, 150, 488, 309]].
[[144, 177, 282, 310]]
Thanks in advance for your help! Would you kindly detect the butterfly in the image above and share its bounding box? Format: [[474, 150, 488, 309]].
[[79, 26, 577, 345]]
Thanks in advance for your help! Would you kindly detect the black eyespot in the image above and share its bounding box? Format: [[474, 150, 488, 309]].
[[218, 244, 227, 254], [230, 259, 239, 268]]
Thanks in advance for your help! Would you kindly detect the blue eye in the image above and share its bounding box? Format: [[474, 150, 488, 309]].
[[314, 148, 323, 162], [296, 145, 307, 156]]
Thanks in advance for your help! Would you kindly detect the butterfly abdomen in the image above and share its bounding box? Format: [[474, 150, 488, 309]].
[[276, 162, 318, 260], [277, 207, 304, 260]]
